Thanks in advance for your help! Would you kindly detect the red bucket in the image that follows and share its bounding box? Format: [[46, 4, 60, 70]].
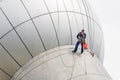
[[83, 43, 88, 49]]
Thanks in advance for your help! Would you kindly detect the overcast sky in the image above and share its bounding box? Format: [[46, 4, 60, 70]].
[[88, 0, 120, 80]]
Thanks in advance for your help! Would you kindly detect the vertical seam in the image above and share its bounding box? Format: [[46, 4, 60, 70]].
[[43, 0, 60, 46], [0, 8, 33, 58], [20, 0, 47, 51]]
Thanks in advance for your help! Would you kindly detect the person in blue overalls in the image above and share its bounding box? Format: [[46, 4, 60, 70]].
[[72, 29, 86, 54]]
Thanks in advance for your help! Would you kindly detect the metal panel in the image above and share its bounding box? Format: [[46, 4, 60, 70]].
[[58, 12, 71, 45], [89, 20, 94, 49], [51, 13, 59, 33], [92, 23, 102, 56], [63, 0, 73, 11], [33, 15, 58, 50], [71, 0, 81, 12], [56, 0, 66, 11], [76, 14, 84, 30], [44, 0, 58, 12], [0, 45, 20, 76], [77, 0, 86, 14], [83, 0, 93, 19], [1, 31, 32, 66], [22, 0, 48, 17], [16, 21, 45, 57], [0, 10, 12, 38], [68, 13, 79, 44], [0, 0, 30, 26], [98, 39, 104, 62], [0, 70, 10, 80]]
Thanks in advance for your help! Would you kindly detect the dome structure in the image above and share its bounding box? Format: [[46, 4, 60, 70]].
[[11, 46, 112, 80], [0, 0, 105, 80]]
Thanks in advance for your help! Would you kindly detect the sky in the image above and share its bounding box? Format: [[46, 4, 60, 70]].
[[88, 0, 120, 80]]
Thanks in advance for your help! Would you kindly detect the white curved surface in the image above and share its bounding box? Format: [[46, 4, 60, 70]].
[[0, 0, 104, 79], [11, 45, 112, 80]]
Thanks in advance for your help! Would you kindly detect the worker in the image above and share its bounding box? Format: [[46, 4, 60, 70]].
[[72, 29, 86, 54]]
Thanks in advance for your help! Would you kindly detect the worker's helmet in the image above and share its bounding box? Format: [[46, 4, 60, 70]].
[[81, 29, 84, 32]]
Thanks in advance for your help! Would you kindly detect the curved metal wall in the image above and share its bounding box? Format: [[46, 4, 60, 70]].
[[0, 0, 104, 80]]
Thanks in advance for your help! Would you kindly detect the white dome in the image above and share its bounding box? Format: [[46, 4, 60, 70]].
[[0, 0, 104, 80], [12, 46, 112, 80]]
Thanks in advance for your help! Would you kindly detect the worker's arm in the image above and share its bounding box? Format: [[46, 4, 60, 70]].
[[84, 33, 86, 39], [77, 32, 80, 39]]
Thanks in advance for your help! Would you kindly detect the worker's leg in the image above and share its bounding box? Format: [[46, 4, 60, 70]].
[[81, 43, 84, 54], [72, 41, 80, 53]]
